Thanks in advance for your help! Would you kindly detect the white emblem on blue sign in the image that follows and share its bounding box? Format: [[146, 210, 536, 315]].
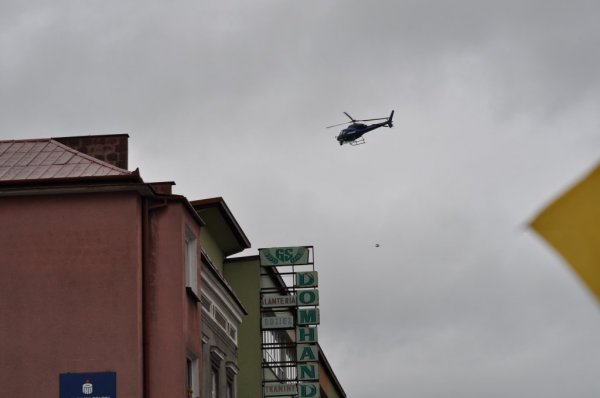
[[82, 380, 93, 395]]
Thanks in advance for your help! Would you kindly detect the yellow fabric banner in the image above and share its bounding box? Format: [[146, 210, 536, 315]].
[[531, 163, 600, 303]]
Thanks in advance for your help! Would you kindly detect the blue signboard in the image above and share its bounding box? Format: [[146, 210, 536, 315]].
[[59, 372, 116, 398]]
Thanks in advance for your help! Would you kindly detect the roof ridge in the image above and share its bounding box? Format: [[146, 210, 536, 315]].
[[0, 138, 53, 144]]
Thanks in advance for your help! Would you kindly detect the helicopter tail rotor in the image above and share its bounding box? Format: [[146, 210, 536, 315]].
[[387, 110, 395, 127]]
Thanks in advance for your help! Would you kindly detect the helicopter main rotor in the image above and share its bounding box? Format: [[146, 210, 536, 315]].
[[326, 112, 389, 128]]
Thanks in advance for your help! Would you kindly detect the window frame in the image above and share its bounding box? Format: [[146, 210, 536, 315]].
[[186, 356, 199, 398], [185, 226, 200, 301], [200, 292, 238, 345], [211, 365, 219, 398]]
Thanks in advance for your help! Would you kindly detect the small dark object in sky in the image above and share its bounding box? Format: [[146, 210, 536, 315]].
[[375, 244, 380, 248], [327, 110, 394, 146]]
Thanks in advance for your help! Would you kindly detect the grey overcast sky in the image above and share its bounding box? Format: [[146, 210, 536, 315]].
[[2, 1, 600, 396]]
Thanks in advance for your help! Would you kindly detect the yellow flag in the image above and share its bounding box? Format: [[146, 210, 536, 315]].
[[531, 163, 600, 303]]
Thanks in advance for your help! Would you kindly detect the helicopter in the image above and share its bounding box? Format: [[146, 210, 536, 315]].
[[327, 110, 395, 146]]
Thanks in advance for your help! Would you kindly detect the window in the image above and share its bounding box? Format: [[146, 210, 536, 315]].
[[226, 379, 234, 398], [201, 293, 238, 344], [262, 330, 296, 381], [186, 356, 199, 398], [226, 364, 238, 398], [211, 367, 219, 398], [185, 226, 198, 295], [200, 294, 212, 313], [227, 324, 237, 342], [214, 308, 227, 330], [210, 350, 223, 398]]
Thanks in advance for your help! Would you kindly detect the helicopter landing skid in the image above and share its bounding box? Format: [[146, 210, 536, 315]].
[[349, 137, 365, 146]]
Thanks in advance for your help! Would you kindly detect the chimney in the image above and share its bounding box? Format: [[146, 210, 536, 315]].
[[149, 182, 175, 195], [53, 134, 129, 170]]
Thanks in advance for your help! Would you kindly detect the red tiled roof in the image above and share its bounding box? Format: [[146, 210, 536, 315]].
[[0, 139, 131, 181]]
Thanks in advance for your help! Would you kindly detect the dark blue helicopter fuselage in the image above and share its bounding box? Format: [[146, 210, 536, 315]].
[[337, 121, 389, 144]]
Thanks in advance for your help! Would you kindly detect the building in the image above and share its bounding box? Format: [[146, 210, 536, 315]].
[[192, 197, 251, 398], [0, 135, 205, 397], [224, 254, 347, 398], [0, 134, 346, 398]]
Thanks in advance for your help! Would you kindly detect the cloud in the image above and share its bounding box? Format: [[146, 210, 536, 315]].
[[2, 1, 600, 397]]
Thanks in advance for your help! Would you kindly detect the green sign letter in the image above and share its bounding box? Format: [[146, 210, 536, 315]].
[[298, 308, 320, 325], [296, 271, 318, 288], [297, 327, 318, 343], [299, 382, 320, 398], [297, 289, 318, 306], [297, 344, 319, 362]]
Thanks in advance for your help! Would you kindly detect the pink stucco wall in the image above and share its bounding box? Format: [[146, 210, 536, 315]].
[[144, 201, 202, 398], [0, 192, 143, 397]]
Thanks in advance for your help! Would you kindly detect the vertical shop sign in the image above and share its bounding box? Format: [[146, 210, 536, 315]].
[[260, 246, 320, 398]]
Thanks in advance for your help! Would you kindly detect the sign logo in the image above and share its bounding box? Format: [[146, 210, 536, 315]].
[[82, 380, 93, 395], [259, 247, 309, 266], [60, 372, 116, 398]]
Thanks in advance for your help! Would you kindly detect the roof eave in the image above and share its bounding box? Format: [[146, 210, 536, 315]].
[[191, 197, 251, 251], [0, 170, 143, 188]]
